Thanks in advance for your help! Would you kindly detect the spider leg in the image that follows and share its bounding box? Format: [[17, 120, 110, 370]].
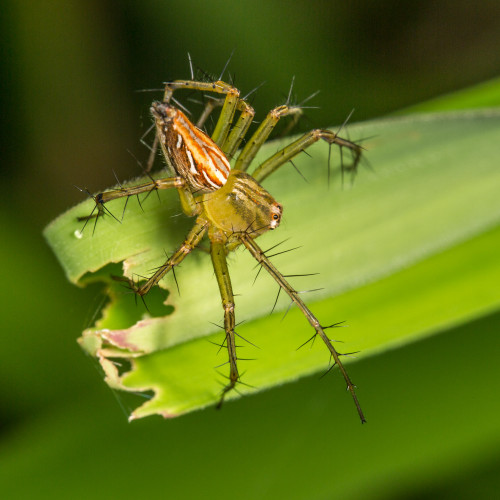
[[251, 128, 362, 184], [195, 96, 223, 129], [145, 134, 160, 173], [239, 233, 366, 423], [234, 104, 304, 172], [131, 218, 208, 296], [221, 99, 255, 160], [77, 176, 186, 223], [192, 96, 255, 161], [210, 239, 240, 408]]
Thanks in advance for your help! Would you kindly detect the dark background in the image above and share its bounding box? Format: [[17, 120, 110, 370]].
[[1, 1, 499, 498]]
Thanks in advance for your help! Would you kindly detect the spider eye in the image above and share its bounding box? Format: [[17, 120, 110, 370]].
[[273, 214, 279, 220]]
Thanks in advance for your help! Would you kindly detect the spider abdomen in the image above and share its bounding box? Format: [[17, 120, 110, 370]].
[[152, 101, 230, 193]]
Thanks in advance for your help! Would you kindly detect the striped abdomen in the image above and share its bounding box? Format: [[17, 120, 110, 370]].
[[152, 101, 230, 192]]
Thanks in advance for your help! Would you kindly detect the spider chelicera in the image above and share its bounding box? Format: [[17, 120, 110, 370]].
[[80, 75, 366, 423]]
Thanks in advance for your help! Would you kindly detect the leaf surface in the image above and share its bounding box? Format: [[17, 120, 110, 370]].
[[44, 109, 500, 418]]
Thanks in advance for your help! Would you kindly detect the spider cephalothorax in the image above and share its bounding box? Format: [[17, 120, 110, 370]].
[[80, 75, 366, 422]]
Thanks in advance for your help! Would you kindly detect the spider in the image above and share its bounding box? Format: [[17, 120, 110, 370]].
[[80, 75, 366, 423]]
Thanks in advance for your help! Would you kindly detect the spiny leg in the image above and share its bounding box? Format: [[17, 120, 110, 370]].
[[222, 99, 255, 159], [131, 218, 208, 297], [210, 239, 240, 407], [239, 233, 366, 423], [195, 96, 222, 129], [251, 128, 362, 184], [78, 176, 186, 223], [192, 96, 255, 160], [145, 134, 160, 173], [234, 104, 304, 172]]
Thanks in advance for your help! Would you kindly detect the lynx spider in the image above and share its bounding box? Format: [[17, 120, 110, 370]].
[[81, 69, 365, 422]]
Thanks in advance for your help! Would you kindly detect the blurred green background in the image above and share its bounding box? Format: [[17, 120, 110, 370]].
[[1, 1, 499, 498]]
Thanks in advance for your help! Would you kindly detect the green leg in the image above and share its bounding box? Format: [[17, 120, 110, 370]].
[[240, 234, 366, 423], [78, 176, 186, 221], [195, 97, 223, 129], [251, 129, 362, 184], [210, 239, 239, 407], [234, 104, 304, 172], [186, 93, 255, 160], [144, 132, 159, 173], [134, 218, 208, 296], [222, 99, 255, 160]]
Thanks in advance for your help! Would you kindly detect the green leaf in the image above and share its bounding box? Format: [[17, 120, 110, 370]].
[[44, 109, 500, 419], [402, 76, 500, 112]]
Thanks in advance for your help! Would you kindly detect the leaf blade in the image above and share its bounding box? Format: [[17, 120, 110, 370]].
[[44, 109, 500, 418]]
